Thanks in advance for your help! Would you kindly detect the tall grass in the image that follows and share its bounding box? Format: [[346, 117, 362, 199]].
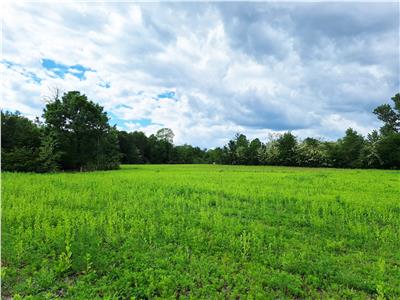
[[2, 165, 400, 298]]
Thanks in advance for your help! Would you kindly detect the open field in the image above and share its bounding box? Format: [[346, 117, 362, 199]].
[[2, 165, 400, 299]]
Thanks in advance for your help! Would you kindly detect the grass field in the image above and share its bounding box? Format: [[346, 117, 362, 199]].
[[2, 165, 400, 299]]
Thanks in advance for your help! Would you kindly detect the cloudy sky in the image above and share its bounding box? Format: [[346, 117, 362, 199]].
[[2, 2, 399, 148]]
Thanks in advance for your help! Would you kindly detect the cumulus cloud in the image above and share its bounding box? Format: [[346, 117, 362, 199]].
[[2, 2, 399, 148]]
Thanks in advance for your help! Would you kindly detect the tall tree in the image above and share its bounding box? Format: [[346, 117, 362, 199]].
[[276, 132, 298, 166], [376, 132, 400, 169], [297, 138, 329, 167], [226, 133, 249, 164], [118, 131, 141, 164], [336, 128, 365, 168], [248, 138, 262, 165], [156, 128, 175, 144], [130, 131, 149, 163], [370, 93, 400, 169], [373, 93, 400, 134], [43, 91, 120, 171], [360, 130, 382, 168], [1, 111, 42, 172]]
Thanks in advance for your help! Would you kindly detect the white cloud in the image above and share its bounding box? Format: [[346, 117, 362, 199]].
[[2, 2, 399, 148]]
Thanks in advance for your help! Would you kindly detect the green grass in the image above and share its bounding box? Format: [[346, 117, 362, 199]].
[[2, 165, 400, 299]]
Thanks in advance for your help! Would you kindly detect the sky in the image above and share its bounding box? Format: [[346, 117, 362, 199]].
[[1, 2, 399, 148]]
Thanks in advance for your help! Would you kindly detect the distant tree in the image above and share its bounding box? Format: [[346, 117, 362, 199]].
[[93, 126, 121, 170], [235, 134, 250, 165], [156, 128, 175, 144], [261, 139, 278, 165], [226, 133, 249, 164], [373, 93, 400, 135], [376, 132, 400, 169], [37, 133, 61, 172], [43, 91, 120, 171], [365, 93, 400, 169], [173, 144, 206, 164], [297, 138, 329, 167], [360, 130, 383, 168], [118, 131, 141, 164], [147, 130, 174, 164], [130, 131, 149, 163], [206, 147, 225, 164], [143, 128, 175, 164], [4, 91, 400, 171], [324, 141, 340, 167], [248, 138, 262, 165], [226, 139, 236, 164], [336, 128, 364, 168], [1, 111, 42, 172], [276, 132, 298, 166]]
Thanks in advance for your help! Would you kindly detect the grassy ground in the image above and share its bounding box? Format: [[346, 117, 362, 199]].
[[2, 165, 400, 299]]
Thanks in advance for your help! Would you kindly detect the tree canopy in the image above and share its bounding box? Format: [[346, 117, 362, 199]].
[[2, 92, 400, 172], [42, 91, 120, 171]]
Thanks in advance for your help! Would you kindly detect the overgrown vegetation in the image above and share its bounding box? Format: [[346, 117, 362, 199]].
[[2, 91, 120, 172], [2, 92, 400, 171], [2, 165, 399, 298]]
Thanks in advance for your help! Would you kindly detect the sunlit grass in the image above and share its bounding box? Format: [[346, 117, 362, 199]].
[[2, 165, 400, 298]]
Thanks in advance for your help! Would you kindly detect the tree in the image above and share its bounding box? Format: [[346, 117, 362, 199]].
[[43, 91, 120, 171], [360, 130, 382, 168], [276, 132, 298, 166], [93, 126, 121, 170], [130, 131, 149, 163], [373, 93, 400, 134], [367, 93, 400, 169], [376, 132, 400, 169], [297, 138, 329, 167], [118, 131, 141, 164], [206, 147, 225, 164], [37, 133, 61, 172], [173, 144, 206, 164], [226, 133, 249, 164], [4, 91, 400, 171], [156, 128, 174, 144], [336, 128, 365, 168], [144, 128, 175, 164], [235, 134, 250, 165], [1, 111, 42, 172], [248, 138, 262, 165], [147, 134, 173, 164], [259, 134, 280, 165]]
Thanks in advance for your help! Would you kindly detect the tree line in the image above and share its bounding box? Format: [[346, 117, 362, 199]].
[[2, 91, 400, 172]]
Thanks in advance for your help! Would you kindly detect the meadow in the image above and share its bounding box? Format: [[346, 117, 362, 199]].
[[2, 165, 400, 299]]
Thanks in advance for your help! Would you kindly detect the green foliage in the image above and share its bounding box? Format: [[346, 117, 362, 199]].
[[2, 165, 400, 298], [37, 133, 61, 172], [155, 128, 175, 144], [247, 138, 262, 165], [360, 130, 383, 168], [1, 111, 42, 172], [56, 243, 73, 275], [376, 132, 400, 169], [3, 92, 400, 171], [297, 138, 329, 167], [373, 93, 400, 135], [147, 134, 174, 163], [117, 131, 142, 164], [275, 132, 298, 166], [2, 147, 40, 172], [336, 128, 365, 168], [369, 93, 400, 169], [173, 144, 206, 163], [43, 91, 120, 171]]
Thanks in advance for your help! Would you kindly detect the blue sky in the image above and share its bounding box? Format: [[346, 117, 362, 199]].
[[41, 59, 92, 80], [2, 2, 399, 148]]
